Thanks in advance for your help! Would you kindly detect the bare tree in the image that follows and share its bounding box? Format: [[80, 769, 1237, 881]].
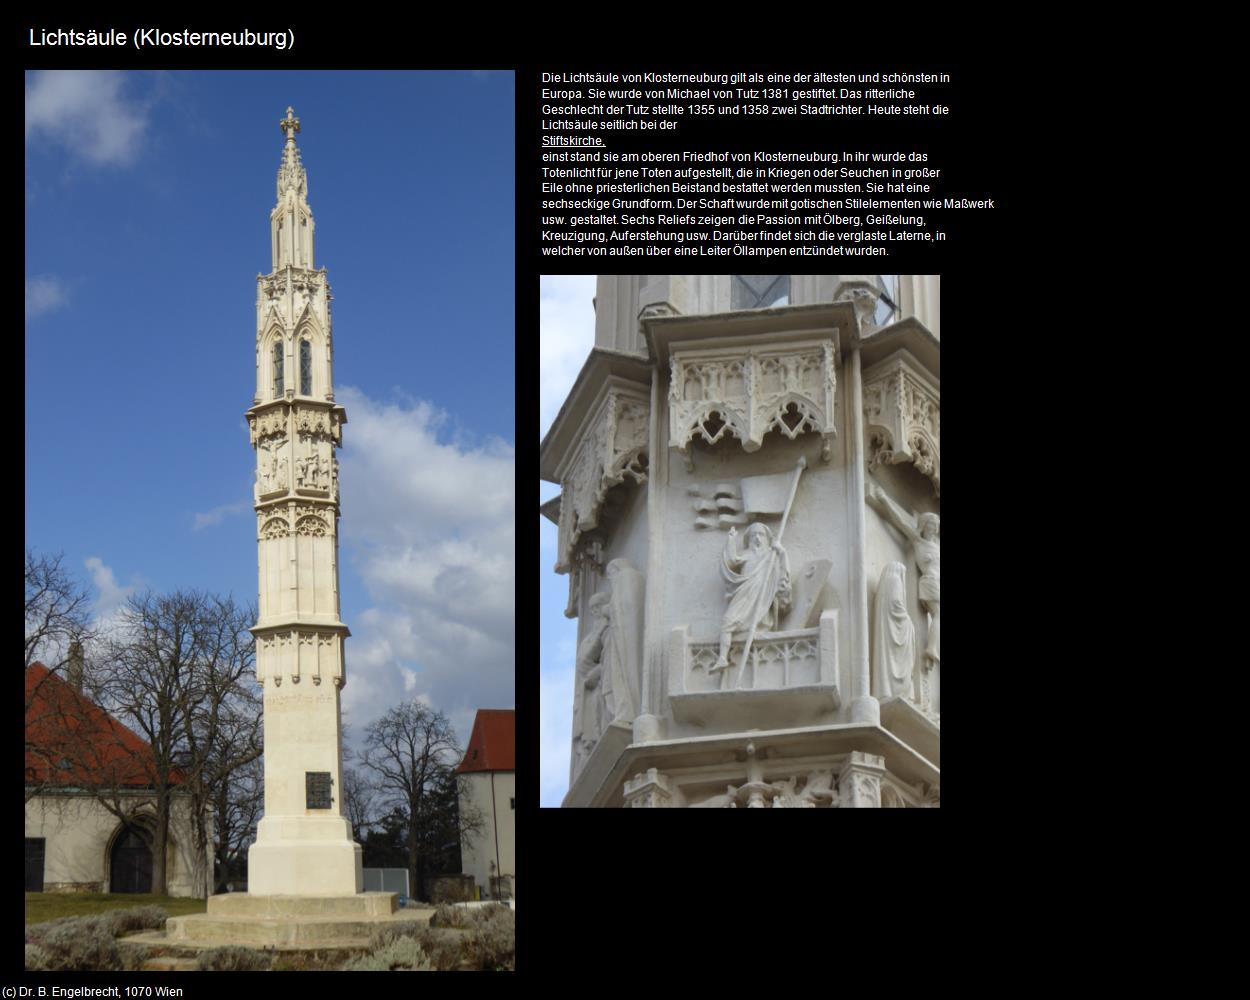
[[212, 753, 263, 892], [359, 702, 462, 900], [175, 594, 260, 897], [25, 551, 97, 800], [69, 591, 260, 897], [342, 767, 378, 840], [25, 549, 94, 672]]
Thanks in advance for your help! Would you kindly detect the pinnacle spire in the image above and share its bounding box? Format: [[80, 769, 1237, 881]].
[[276, 106, 307, 201]]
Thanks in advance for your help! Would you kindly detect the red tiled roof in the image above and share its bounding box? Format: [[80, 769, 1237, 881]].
[[25, 662, 182, 789], [456, 709, 514, 773]]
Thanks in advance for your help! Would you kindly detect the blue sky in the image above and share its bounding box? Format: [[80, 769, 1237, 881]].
[[538, 275, 598, 806], [25, 70, 515, 752]]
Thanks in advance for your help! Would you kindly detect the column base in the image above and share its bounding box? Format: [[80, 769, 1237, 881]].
[[248, 816, 362, 896]]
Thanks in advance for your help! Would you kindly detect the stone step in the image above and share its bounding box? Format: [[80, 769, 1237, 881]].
[[206, 891, 397, 918], [164, 906, 432, 948], [140, 956, 200, 972]]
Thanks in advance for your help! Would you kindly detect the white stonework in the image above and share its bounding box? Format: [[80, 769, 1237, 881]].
[[245, 108, 361, 892], [543, 275, 939, 808]]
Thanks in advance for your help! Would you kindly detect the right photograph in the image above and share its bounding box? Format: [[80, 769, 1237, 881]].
[[540, 276, 939, 808]]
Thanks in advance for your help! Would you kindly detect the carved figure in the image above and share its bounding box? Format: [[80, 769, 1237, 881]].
[[295, 455, 308, 488], [570, 593, 610, 779], [601, 559, 644, 725], [873, 562, 917, 700], [867, 483, 939, 670], [799, 770, 837, 806], [712, 523, 791, 671]]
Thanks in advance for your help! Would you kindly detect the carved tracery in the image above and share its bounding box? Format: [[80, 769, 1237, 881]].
[[668, 339, 837, 468], [554, 387, 649, 576], [863, 350, 940, 497]]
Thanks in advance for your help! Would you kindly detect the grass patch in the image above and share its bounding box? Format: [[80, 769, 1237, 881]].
[[25, 893, 206, 925]]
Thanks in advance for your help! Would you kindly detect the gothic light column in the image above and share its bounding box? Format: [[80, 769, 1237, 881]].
[[245, 107, 361, 895]]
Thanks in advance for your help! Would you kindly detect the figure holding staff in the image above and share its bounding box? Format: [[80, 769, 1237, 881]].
[[710, 457, 805, 687]]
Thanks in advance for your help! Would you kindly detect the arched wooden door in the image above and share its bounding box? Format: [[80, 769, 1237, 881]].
[[109, 826, 152, 894]]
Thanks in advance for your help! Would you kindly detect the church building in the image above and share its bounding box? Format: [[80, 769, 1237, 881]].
[[25, 655, 208, 896]]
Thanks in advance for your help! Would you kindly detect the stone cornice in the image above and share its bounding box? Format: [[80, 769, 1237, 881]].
[[641, 300, 858, 368]]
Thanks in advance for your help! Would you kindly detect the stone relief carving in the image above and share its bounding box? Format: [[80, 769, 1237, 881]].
[[562, 537, 603, 620], [873, 562, 917, 701], [689, 482, 748, 530], [260, 517, 289, 540], [709, 456, 805, 689], [257, 437, 289, 495], [290, 268, 322, 297], [668, 340, 837, 470], [554, 389, 649, 577], [866, 483, 939, 682], [770, 771, 838, 808], [712, 523, 791, 680], [296, 447, 328, 491], [293, 403, 341, 443], [863, 351, 940, 497], [249, 405, 288, 444], [569, 559, 646, 783], [570, 592, 609, 780], [296, 514, 328, 537], [837, 751, 885, 808], [623, 768, 673, 808], [261, 274, 288, 301]]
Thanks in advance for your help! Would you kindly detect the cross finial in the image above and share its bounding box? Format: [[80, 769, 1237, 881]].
[[280, 106, 300, 143]]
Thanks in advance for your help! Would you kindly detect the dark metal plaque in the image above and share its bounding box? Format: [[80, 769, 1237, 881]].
[[306, 771, 332, 809]]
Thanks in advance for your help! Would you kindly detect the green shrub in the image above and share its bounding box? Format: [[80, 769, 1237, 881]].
[[342, 936, 432, 972], [32, 920, 123, 971], [429, 902, 511, 930], [466, 906, 515, 971], [429, 903, 471, 929], [24, 944, 50, 971], [104, 905, 168, 936], [195, 946, 273, 972]]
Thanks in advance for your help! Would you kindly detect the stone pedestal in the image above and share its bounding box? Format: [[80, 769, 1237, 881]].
[[247, 819, 362, 896], [162, 892, 424, 948]]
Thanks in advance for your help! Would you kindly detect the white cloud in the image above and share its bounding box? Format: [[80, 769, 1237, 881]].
[[25, 276, 67, 321], [83, 556, 137, 634], [25, 71, 149, 166], [335, 386, 514, 748], [539, 275, 597, 436], [192, 499, 250, 531]]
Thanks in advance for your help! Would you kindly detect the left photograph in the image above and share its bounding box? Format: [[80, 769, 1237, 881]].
[[26, 70, 514, 970]]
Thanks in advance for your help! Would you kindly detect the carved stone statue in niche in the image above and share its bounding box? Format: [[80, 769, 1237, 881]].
[[873, 562, 916, 700], [712, 523, 791, 672], [600, 559, 644, 726], [569, 560, 646, 782], [571, 593, 609, 779], [867, 483, 939, 670]]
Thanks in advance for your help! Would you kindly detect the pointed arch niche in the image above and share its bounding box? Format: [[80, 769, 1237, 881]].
[[293, 321, 327, 399]]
